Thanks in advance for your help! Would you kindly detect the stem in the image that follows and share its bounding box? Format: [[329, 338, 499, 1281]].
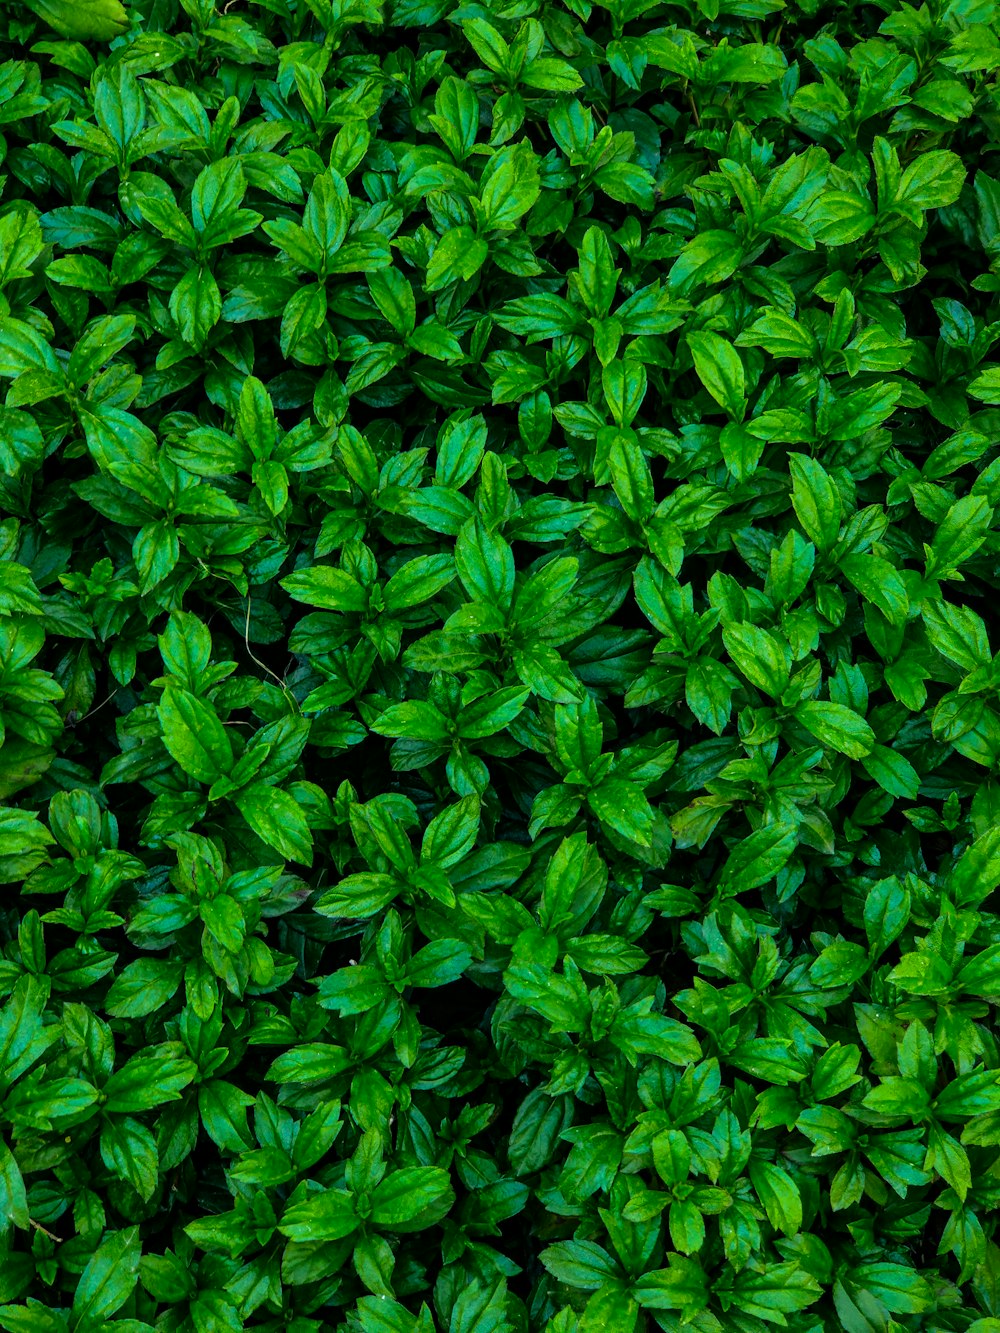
[[30, 1219, 61, 1242]]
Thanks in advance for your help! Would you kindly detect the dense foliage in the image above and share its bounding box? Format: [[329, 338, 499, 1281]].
[[2, 0, 1000, 1328]]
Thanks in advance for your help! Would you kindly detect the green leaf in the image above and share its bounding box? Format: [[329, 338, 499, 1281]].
[[748, 1161, 802, 1237], [949, 828, 1000, 907], [723, 623, 791, 697], [579, 1286, 638, 1333], [281, 565, 368, 613], [731, 1262, 821, 1320], [669, 230, 741, 295], [157, 686, 233, 784], [370, 1167, 455, 1230], [427, 227, 488, 290], [455, 519, 515, 610], [103, 1055, 196, 1113], [265, 1044, 352, 1083], [687, 331, 746, 419], [0, 319, 60, 378], [589, 778, 656, 847], [893, 150, 966, 214], [104, 959, 184, 1018], [170, 265, 221, 348], [5, 4, 1000, 1321], [789, 453, 841, 550], [317, 965, 392, 1015], [71, 1227, 141, 1330], [0, 1139, 28, 1234], [634, 1256, 709, 1313], [541, 1240, 621, 1290], [929, 494, 993, 573], [405, 939, 472, 987], [861, 744, 920, 799], [718, 821, 798, 896], [457, 687, 529, 739], [382, 555, 456, 611], [234, 783, 314, 865], [796, 701, 875, 758], [100, 1117, 159, 1201], [477, 144, 540, 230], [968, 366, 1000, 403], [279, 1190, 358, 1241], [847, 1263, 933, 1314], [864, 877, 911, 957], [839, 554, 909, 626]]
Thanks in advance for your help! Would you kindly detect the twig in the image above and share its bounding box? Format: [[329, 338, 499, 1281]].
[[30, 1219, 61, 1242], [77, 689, 120, 725], [243, 599, 300, 713], [243, 599, 286, 687]]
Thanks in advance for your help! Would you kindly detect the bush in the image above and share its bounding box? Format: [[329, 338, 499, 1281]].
[[1, 0, 1000, 1328]]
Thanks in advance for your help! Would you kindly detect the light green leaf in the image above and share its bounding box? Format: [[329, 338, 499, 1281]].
[[234, 783, 313, 866], [157, 686, 233, 784]]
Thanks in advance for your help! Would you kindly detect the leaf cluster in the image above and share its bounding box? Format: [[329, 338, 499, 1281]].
[[2, 0, 1000, 1329]]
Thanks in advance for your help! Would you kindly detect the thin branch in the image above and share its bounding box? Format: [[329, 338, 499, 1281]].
[[242, 598, 300, 711], [30, 1219, 61, 1242], [77, 689, 120, 725]]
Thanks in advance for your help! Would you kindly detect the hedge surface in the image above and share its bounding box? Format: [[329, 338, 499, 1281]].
[[2, 0, 1000, 1328]]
